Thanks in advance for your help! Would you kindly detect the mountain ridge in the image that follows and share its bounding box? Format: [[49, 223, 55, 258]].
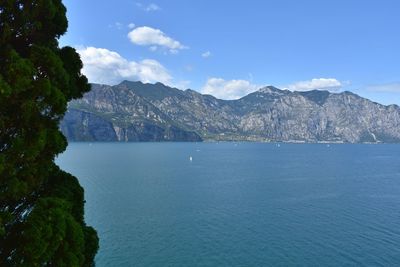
[[60, 80, 400, 143]]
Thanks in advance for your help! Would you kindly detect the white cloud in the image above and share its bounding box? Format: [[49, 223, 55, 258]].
[[128, 23, 136, 29], [136, 3, 161, 12], [201, 51, 211, 58], [285, 78, 342, 92], [248, 72, 254, 82], [115, 22, 123, 29], [366, 82, 400, 93], [77, 47, 172, 85], [108, 22, 123, 30], [128, 26, 188, 53], [174, 80, 191, 89], [201, 78, 259, 100], [145, 3, 160, 11]]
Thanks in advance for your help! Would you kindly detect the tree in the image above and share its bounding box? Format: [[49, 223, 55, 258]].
[[0, 0, 98, 265]]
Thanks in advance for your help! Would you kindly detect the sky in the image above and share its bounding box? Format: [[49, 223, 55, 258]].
[[61, 0, 400, 104]]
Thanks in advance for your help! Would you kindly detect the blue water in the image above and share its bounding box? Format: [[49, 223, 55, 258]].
[[56, 143, 400, 266]]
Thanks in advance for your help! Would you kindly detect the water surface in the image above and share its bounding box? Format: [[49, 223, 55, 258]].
[[56, 143, 400, 266]]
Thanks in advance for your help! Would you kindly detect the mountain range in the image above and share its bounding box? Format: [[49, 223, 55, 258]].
[[60, 81, 400, 143]]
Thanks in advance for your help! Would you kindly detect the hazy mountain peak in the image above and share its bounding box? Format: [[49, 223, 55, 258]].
[[118, 80, 144, 86], [258, 86, 284, 94]]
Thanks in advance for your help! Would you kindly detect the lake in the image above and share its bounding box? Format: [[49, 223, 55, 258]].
[[56, 142, 400, 266]]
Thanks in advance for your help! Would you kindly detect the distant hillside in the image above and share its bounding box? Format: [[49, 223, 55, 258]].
[[60, 81, 400, 143]]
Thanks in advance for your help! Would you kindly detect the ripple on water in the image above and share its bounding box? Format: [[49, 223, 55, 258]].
[[56, 143, 400, 266]]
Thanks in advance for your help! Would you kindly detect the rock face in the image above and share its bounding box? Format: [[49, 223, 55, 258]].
[[61, 81, 400, 143]]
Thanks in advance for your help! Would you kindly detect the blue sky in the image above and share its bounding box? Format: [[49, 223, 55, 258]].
[[61, 0, 400, 104]]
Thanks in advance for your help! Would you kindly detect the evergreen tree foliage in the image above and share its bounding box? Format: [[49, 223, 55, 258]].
[[0, 0, 98, 265]]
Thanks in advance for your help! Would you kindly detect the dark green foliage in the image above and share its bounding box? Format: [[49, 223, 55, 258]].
[[0, 0, 98, 265]]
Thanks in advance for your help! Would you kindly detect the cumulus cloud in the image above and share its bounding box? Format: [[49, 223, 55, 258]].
[[77, 46, 172, 85], [202, 51, 211, 58], [128, 23, 136, 29], [366, 82, 400, 93], [201, 78, 259, 100], [285, 78, 342, 92], [128, 26, 188, 53]]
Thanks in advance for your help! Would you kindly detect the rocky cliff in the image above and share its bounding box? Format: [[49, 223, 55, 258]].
[[60, 81, 400, 143]]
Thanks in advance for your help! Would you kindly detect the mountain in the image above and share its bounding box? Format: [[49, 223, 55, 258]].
[[60, 81, 400, 143]]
